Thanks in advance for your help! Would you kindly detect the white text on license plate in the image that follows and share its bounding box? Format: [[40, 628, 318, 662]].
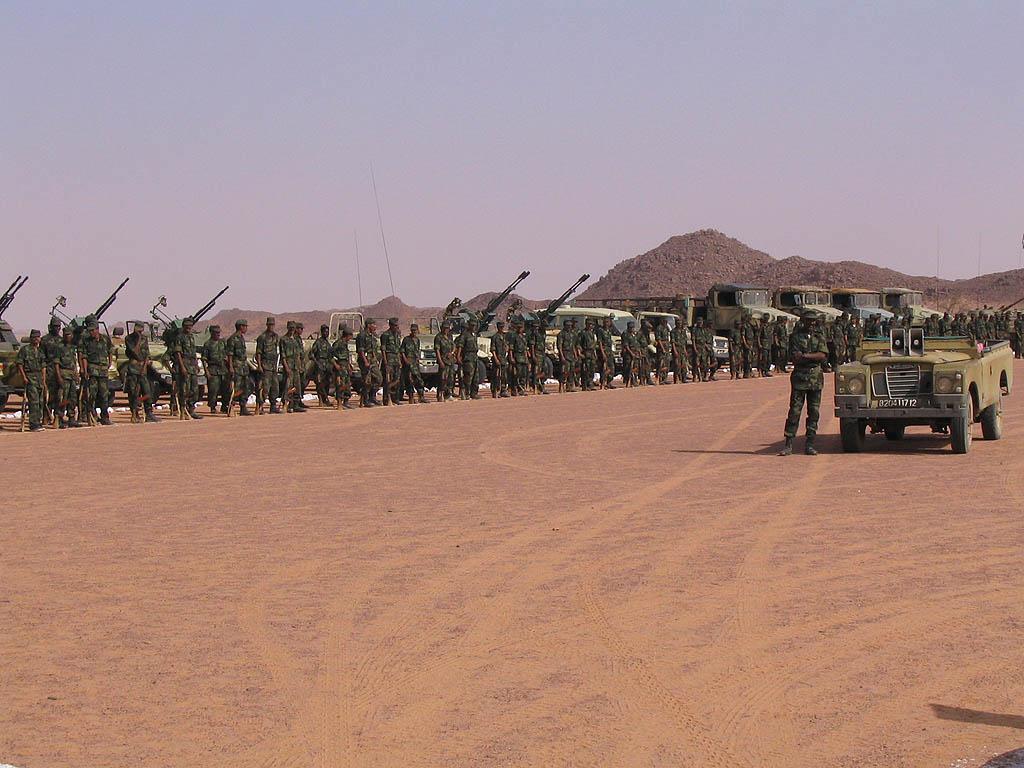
[[877, 398, 918, 407]]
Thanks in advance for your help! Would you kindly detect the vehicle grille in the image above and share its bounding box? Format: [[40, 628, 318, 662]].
[[885, 365, 920, 396]]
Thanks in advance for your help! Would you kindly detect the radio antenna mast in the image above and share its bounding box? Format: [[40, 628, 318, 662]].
[[354, 229, 363, 308], [370, 163, 396, 297]]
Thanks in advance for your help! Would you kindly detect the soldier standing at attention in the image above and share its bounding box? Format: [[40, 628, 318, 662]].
[[16, 329, 46, 431], [779, 314, 828, 456], [279, 321, 300, 412], [530, 318, 549, 394], [54, 326, 81, 428], [558, 319, 577, 392], [579, 318, 599, 391], [456, 318, 481, 399], [434, 319, 455, 402], [773, 317, 790, 372], [41, 316, 63, 424], [596, 315, 616, 389], [490, 320, 510, 398], [620, 320, 637, 387], [125, 320, 159, 423], [172, 316, 202, 420], [255, 316, 281, 413], [356, 319, 382, 407], [226, 318, 253, 416], [925, 313, 941, 337], [331, 326, 355, 408], [400, 323, 428, 403], [509, 320, 530, 396], [79, 319, 114, 425], [670, 318, 689, 384], [846, 315, 862, 362], [728, 319, 742, 379], [653, 317, 671, 385], [201, 324, 230, 414], [740, 315, 757, 378], [831, 315, 848, 372], [310, 324, 335, 407], [939, 312, 952, 337], [380, 317, 403, 405], [758, 313, 773, 377]]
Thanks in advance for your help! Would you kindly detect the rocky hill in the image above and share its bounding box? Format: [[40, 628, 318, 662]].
[[579, 229, 1024, 312]]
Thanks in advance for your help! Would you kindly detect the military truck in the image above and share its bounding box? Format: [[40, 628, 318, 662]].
[[772, 286, 843, 322], [0, 275, 29, 410], [831, 288, 895, 323], [835, 329, 1013, 453], [879, 287, 941, 326], [703, 284, 799, 334]]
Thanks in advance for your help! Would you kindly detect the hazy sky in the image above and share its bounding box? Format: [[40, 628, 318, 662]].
[[3, 2, 1022, 328]]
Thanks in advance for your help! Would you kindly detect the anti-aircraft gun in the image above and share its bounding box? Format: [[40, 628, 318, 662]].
[[0, 275, 30, 408], [441, 271, 531, 335], [504, 273, 591, 329], [151, 285, 230, 345], [51, 277, 131, 341]]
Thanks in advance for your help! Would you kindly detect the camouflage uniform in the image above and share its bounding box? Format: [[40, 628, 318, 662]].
[[671, 322, 689, 383], [16, 332, 46, 429], [773, 318, 790, 371], [740, 319, 757, 378], [831, 318, 848, 371], [558, 320, 578, 391], [596, 317, 616, 388], [331, 330, 354, 407], [279, 324, 305, 411], [401, 327, 426, 402], [255, 320, 281, 412], [578, 320, 598, 390], [79, 325, 113, 424], [201, 326, 230, 412], [654, 320, 671, 384], [728, 322, 742, 379], [171, 320, 201, 418], [620, 324, 637, 386], [490, 322, 510, 397], [356, 323, 382, 406], [434, 324, 455, 401], [380, 319, 403, 405], [125, 324, 157, 421], [509, 324, 530, 395], [846, 318, 863, 362], [53, 331, 80, 427], [457, 322, 480, 399], [41, 321, 62, 423], [758, 315, 773, 376], [782, 321, 828, 449], [529, 321, 548, 393], [924, 313, 941, 337], [226, 321, 252, 415], [310, 326, 335, 406]]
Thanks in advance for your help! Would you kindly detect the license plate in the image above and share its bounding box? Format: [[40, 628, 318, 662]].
[[877, 398, 918, 407]]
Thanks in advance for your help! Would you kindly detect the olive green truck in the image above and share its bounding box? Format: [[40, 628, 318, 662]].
[[834, 331, 1013, 453]]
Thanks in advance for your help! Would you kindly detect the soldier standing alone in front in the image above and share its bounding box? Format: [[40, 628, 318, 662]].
[[779, 313, 828, 456]]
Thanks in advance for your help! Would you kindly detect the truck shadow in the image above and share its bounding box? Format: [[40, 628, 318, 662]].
[[673, 431, 955, 456], [981, 750, 1024, 767], [930, 704, 1024, 767]]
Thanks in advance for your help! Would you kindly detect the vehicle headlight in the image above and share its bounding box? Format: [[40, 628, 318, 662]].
[[847, 374, 865, 395], [935, 372, 962, 394]]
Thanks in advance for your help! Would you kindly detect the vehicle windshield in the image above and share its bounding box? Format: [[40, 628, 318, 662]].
[[780, 291, 802, 306], [643, 314, 677, 330], [885, 292, 923, 309], [740, 290, 769, 307], [853, 294, 881, 308], [813, 292, 831, 304]]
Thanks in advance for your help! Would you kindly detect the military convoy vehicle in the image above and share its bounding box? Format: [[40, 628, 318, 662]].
[[0, 275, 29, 409], [835, 329, 1013, 453], [831, 288, 894, 323], [772, 286, 843, 322], [879, 287, 941, 326], [703, 284, 799, 334]]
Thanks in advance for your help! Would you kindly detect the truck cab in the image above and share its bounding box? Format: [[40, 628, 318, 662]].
[[831, 288, 894, 323], [880, 287, 940, 326], [772, 286, 843, 322], [707, 284, 798, 333]]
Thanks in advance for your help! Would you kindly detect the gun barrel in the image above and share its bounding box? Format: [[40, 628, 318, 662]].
[[0, 275, 28, 318], [541, 273, 590, 318], [93, 277, 130, 319], [191, 285, 229, 322]]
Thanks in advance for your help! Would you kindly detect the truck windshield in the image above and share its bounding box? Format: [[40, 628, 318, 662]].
[[814, 292, 831, 304], [780, 292, 802, 306], [740, 290, 769, 307], [643, 315, 676, 330], [885, 292, 923, 309], [854, 294, 881, 308]]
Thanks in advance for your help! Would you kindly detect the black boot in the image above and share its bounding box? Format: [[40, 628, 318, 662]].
[[778, 437, 794, 456], [805, 436, 818, 456], [145, 410, 160, 423]]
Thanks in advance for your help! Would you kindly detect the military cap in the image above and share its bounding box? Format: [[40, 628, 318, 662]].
[[209, 324, 221, 332], [266, 316, 276, 325], [133, 320, 146, 329], [320, 324, 329, 332], [182, 316, 195, 326], [563, 319, 571, 326], [48, 317, 61, 329], [496, 320, 505, 328], [85, 319, 99, 330], [388, 317, 399, 325], [286, 320, 296, 330], [627, 320, 635, 328], [607, 314, 615, 320], [235, 318, 248, 329], [29, 328, 41, 338], [296, 321, 303, 327], [62, 325, 74, 335], [410, 323, 419, 330]]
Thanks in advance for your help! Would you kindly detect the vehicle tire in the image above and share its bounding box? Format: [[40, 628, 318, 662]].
[[883, 424, 906, 441], [840, 418, 866, 452], [981, 398, 1003, 440], [951, 400, 973, 454]]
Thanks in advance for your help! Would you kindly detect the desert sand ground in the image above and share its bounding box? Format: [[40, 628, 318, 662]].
[[3, 366, 1024, 768]]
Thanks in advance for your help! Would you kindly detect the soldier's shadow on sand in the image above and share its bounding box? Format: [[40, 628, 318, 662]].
[[930, 704, 1024, 766], [673, 431, 957, 456]]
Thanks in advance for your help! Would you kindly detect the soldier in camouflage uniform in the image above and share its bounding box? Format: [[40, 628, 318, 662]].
[[634, 320, 651, 385], [201, 324, 230, 413], [846, 314, 863, 362], [864, 313, 882, 338], [171, 316, 202, 419], [380, 317, 403, 405], [125, 320, 159, 422], [773, 317, 790, 372], [509, 320, 530, 396], [456, 318, 481, 399], [558, 319, 578, 392], [41, 316, 63, 424], [16, 329, 46, 431], [779, 314, 828, 456], [226, 318, 253, 416], [332, 326, 355, 408], [53, 326, 81, 428], [619, 320, 637, 387], [400, 323, 428, 403], [596, 315, 616, 389], [939, 312, 952, 337], [310, 324, 335, 406], [1014, 313, 1024, 359], [739, 315, 756, 378], [255, 317, 281, 413], [924, 313, 941, 337], [490, 320, 510, 398], [579, 318, 599, 391], [758, 313, 773, 377], [529, 319, 549, 394], [670, 319, 689, 384], [692, 318, 712, 382], [279, 321, 304, 412], [434, 319, 455, 402], [728, 319, 742, 379], [653, 317, 671, 385], [78, 319, 113, 425], [831, 316, 848, 372], [356, 319, 382, 407]]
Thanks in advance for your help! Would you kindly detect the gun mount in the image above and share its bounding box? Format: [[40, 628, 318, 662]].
[[0, 275, 28, 320]]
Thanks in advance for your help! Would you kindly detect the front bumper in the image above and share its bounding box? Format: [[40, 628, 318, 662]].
[[834, 394, 967, 420]]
